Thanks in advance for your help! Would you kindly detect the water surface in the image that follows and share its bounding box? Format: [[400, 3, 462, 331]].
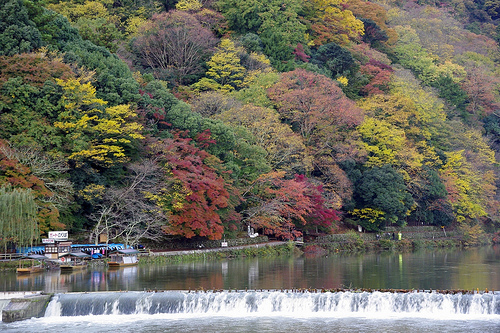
[[1, 246, 500, 332], [2, 246, 499, 292]]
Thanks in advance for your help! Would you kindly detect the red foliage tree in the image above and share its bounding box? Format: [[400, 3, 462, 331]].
[[244, 172, 338, 239], [193, 9, 229, 37], [0, 53, 73, 87], [267, 69, 364, 209], [293, 43, 310, 62], [360, 59, 394, 96], [294, 174, 340, 231], [150, 131, 238, 240], [462, 64, 500, 117]]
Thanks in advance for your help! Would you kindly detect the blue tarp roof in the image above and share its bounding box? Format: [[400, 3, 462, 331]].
[[18, 243, 130, 254], [71, 244, 126, 250]]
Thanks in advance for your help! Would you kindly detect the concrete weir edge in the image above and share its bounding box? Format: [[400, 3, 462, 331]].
[[1, 293, 53, 323]]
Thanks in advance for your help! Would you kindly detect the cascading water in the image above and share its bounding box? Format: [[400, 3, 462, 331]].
[[44, 290, 500, 319]]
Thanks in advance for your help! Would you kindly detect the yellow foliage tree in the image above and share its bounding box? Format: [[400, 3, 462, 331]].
[[350, 207, 385, 227], [359, 75, 446, 169], [176, 0, 203, 11], [440, 150, 488, 223], [357, 117, 423, 170], [345, 0, 398, 45], [200, 38, 247, 92], [216, 104, 312, 173], [48, 1, 111, 23], [54, 78, 144, 167], [303, 0, 364, 45]]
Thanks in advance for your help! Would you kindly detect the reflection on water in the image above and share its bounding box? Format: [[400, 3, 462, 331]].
[[0, 246, 499, 292]]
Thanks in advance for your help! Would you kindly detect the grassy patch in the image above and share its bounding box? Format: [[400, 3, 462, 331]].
[[140, 243, 297, 264]]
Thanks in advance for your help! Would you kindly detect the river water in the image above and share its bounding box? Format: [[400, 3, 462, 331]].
[[1, 246, 500, 332]]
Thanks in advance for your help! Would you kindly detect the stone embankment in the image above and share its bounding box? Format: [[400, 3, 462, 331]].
[[1, 292, 52, 323]]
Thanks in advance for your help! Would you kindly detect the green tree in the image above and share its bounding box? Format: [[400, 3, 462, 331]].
[[0, 185, 39, 251], [353, 165, 414, 229], [75, 17, 122, 52], [0, 77, 64, 152], [0, 0, 43, 56], [409, 168, 453, 227], [217, 0, 306, 70], [312, 42, 357, 77]]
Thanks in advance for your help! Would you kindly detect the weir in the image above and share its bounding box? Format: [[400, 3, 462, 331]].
[[41, 290, 500, 318]]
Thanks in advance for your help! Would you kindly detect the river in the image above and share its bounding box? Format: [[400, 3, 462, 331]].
[[1, 246, 499, 332]]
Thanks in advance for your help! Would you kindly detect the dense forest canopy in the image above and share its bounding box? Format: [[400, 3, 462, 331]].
[[1, 0, 500, 248]]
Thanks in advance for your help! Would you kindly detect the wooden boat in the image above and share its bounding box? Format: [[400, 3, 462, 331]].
[[60, 261, 88, 272], [59, 252, 90, 272], [108, 249, 140, 268], [16, 255, 47, 274], [16, 266, 45, 274]]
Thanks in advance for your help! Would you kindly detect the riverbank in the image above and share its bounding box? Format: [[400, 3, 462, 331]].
[[139, 241, 297, 264], [302, 226, 498, 256], [130, 226, 498, 263], [1, 227, 498, 270], [0, 241, 297, 271]]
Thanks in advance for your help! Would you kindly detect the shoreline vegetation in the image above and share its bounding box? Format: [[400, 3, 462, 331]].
[[141, 224, 498, 261], [145, 224, 500, 263], [1, 226, 498, 271]]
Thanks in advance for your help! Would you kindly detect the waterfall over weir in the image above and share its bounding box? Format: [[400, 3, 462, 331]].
[[44, 290, 500, 319]]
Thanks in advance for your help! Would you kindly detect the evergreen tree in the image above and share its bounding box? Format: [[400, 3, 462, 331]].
[[0, 0, 42, 56]]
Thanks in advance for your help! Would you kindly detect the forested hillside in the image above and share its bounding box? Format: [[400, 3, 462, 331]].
[[1, 0, 500, 248]]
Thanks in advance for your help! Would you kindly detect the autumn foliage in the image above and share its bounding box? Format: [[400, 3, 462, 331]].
[[2, 0, 500, 245], [244, 172, 339, 239], [148, 131, 236, 240]]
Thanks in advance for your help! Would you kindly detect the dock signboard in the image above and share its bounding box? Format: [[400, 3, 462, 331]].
[[48, 231, 68, 241]]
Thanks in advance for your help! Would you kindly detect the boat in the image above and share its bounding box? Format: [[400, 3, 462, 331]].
[[59, 252, 90, 272], [16, 254, 48, 274], [108, 249, 140, 268]]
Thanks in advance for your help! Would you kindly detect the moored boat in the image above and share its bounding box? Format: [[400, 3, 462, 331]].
[[16, 266, 46, 274], [108, 249, 140, 268], [59, 252, 90, 272], [16, 254, 48, 274]]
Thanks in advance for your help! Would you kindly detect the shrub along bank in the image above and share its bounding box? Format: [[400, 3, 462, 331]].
[[305, 226, 497, 254], [145, 235, 271, 251], [140, 241, 298, 264]]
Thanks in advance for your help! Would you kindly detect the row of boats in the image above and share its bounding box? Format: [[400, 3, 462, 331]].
[[16, 249, 140, 274]]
